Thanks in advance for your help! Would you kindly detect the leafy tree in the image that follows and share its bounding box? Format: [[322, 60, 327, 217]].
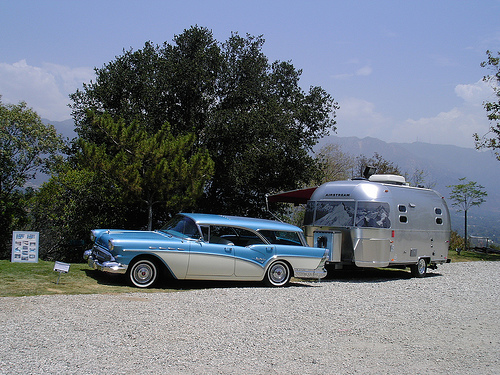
[[0, 98, 64, 258], [0, 98, 64, 197], [0, 189, 33, 259], [79, 113, 214, 230], [474, 50, 500, 160], [355, 152, 402, 177], [405, 168, 436, 189], [315, 143, 356, 183], [30, 168, 129, 262], [447, 178, 487, 251], [316, 147, 435, 188], [201, 35, 337, 215], [449, 230, 464, 254], [70, 27, 222, 140], [70, 26, 338, 217]]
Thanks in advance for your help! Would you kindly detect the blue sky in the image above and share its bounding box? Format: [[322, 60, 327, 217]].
[[1, 0, 499, 148]]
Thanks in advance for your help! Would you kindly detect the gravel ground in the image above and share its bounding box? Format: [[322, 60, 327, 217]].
[[0, 261, 499, 375]]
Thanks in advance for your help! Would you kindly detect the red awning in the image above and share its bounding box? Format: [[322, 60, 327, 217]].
[[266, 187, 318, 205]]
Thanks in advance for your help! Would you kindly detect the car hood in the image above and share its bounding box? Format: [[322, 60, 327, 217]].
[[93, 229, 184, 250]]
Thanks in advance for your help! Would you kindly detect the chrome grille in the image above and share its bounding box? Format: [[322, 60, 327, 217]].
[[93, 246, 113, 262]]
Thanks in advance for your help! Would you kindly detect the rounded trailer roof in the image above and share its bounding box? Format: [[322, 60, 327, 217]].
[[310, 178, 440, 202], [310, 179, 388, 201]]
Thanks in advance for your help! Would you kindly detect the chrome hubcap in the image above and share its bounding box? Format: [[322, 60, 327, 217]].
[[134, 264, 153, 284], [270, 263, 287, 284], [418, 259, 426, 274]]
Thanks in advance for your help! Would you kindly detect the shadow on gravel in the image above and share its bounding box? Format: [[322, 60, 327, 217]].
[[84, 267, 444, 292], [322, 267, 443, 283], [156, 279, 318, 290], [83, 269, 317, 291]]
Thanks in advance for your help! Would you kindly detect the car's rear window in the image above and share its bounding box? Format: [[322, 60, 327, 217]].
[[258, 230, 304, 246]]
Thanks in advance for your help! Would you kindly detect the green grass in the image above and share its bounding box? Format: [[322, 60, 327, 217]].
[[448, 249, 500, 263], [1, 251, 499, 298], [0, 260, 175, 297]]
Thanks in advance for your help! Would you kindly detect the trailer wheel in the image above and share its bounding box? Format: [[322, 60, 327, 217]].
[[410, 258, 427, 278]]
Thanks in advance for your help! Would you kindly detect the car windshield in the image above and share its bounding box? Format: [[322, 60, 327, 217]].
[[160, 215, 201, 239]]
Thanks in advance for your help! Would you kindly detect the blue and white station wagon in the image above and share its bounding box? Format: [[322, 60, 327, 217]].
[[84, 213, 328, 287]]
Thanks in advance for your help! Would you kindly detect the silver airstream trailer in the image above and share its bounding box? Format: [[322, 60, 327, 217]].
[[268, 174, 451, 277]]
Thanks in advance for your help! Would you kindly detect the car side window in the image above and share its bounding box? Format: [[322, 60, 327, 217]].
[[200, 226, 210, 242], [258, 230, 304, 246], [206, 226, 265, 247]]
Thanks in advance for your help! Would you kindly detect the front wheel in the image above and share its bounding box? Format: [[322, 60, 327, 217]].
[[410, 258, 427, 278], [264, 261, 291, 287], [128, 259, 158, 288]]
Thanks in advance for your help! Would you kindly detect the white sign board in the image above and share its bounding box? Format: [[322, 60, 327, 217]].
[[54, 261, 70, 273], [11, 231, 39, 263], [54, 261, 70, 284]]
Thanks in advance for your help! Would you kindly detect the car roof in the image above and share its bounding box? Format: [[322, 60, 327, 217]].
[[181, 213, 302, 232]]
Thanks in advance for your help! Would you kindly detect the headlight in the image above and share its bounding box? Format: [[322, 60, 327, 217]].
[[108, 239, 115, 251]]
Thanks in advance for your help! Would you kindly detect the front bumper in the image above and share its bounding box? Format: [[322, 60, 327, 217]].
[[83, 249, 128, 275]]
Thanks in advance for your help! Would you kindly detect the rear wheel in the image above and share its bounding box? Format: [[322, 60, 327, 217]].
[[264, 261, 291, 287], [410, 258, 427, 278], [128, 259, 158, 288]]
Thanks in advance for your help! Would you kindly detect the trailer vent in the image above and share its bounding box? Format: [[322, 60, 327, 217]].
[[368, 174, 408, 186]]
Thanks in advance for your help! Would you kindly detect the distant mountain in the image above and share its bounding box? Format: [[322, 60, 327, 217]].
[[316, 135, 500, 243], [42, 118, 76, 140]]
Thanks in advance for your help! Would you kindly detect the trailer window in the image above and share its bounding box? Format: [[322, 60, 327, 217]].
[[304, 201, 316, 225], [355, 202, 391, 228], [398, 205, 407, 213], [436, 218, 443, 225], [312, 201, 355, 227], [435, 207, 442, 215], [399, 215, 408, 223]]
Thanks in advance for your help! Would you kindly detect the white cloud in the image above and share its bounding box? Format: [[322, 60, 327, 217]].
[[331, 79, 495, 148], [0, 60, 94, 121], [335, 97, 393, 137], [392, 108, 480, 147], [332, 63, 373, 79], [390, 80, 494, 147], [455, 79, 495, 106], [356, 65, 373, 76], [431, 54, 458, 68]]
